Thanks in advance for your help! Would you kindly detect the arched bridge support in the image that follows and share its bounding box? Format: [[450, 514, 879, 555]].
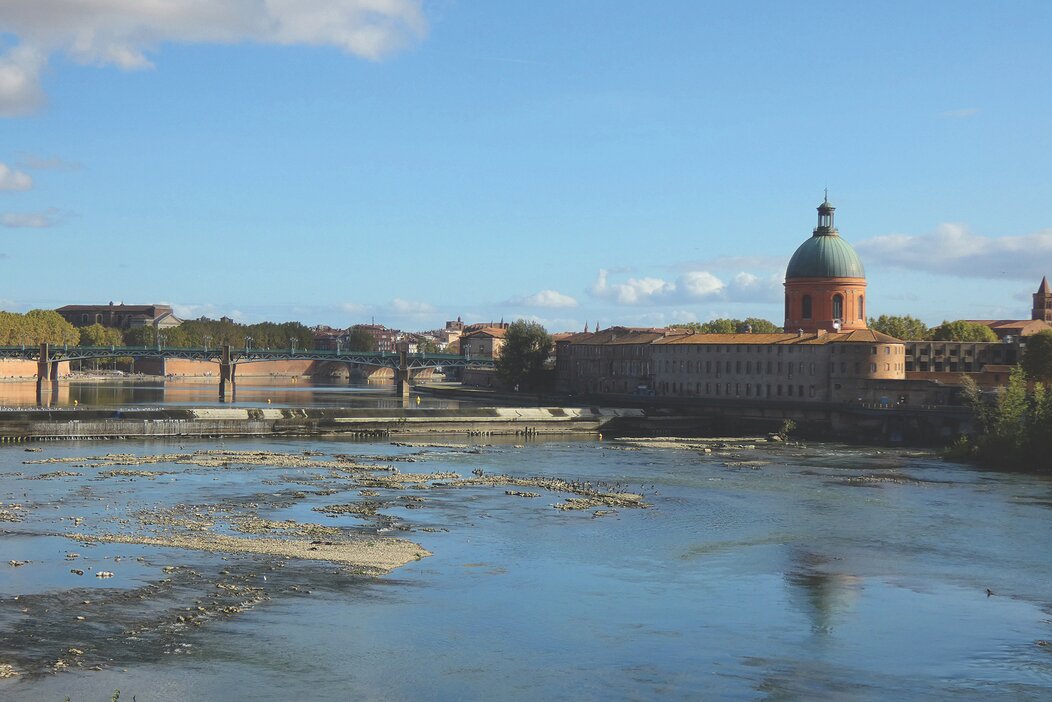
[[36, 342, 57, 404], [396, 343, 411, 399], [219, 344, 236, 402]]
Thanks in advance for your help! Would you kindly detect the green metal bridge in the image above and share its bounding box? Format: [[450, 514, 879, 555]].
[[1, 343, 494, 402]]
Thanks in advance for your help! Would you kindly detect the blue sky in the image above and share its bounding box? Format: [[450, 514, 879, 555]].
[[1, 1, 1051, 332]]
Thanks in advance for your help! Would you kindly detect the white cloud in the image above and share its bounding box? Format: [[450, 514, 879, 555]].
[[390, 298, 435, 314], [589, 268, 739, 306], [589, 268, 677, 305], [511, 289, 578, 308], [0, 163, 33, 191], [856, 223, 1052, 280], [0, 0, 428, 116], [340, 302, 368, 314], [0, 208, 67, 228], [679, 271, 725, 298]]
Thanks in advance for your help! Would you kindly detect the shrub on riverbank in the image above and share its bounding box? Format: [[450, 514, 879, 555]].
[[953, 367, 1052, 472]]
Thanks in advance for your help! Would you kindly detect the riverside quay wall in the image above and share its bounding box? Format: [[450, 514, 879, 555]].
[[0, 407, 642, 441]]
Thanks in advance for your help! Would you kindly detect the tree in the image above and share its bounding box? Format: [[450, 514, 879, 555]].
[[930, 320, 998, 342], [868, 314, 929, 340], [1022, 329, 1052, 381], [344, 326, 377, 352], [669, 318, 780, 334], [739, 317, 781, 334], [78, 323, 123, 347], [496, 320, 552, 391], [0, 310, 78, 346]]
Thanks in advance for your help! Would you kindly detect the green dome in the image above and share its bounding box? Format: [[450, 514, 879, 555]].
[[786, 233, 866, 279]]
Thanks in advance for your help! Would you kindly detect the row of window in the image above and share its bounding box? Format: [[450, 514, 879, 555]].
[[657, 381, 818, 399]]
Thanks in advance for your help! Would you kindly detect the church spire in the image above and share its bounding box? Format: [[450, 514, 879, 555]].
[[1034, 275, 1052, 322]]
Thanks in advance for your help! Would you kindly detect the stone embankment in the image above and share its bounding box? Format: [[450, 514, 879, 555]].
[[0, 407, 643, 441]]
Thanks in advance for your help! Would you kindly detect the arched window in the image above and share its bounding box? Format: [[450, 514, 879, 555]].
[[858, 295, 864, 320], [832, 294, 843, 320], [802, 295, 813, 320]]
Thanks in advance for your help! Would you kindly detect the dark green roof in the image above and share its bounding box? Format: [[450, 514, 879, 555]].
[[786, 233, 866, 279]]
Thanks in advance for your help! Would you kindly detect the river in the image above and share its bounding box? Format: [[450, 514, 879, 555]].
[[2, 428, 1050, 700]]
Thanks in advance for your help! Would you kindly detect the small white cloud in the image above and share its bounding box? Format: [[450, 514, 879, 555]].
[[511, 289, 578, 308], [1, 208, 67, 228], [590, 268, 677, 305], [939, 107, 980, 119], [856, 223, 1052, 280], [0, 0, 428, 116], [679, 271, 725, 298], [0, 162, 33, 191], [0, 46, 46, 116], [390, 298, 435, 314], [340, 302, 368, 314]]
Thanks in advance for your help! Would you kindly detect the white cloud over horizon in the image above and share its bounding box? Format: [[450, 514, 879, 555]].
[[589, 267, 781, 306], [0, 162, 33, 190], [508, 289, 578, 308], [856, 223, 1052, 280], [0, 0, 428, 116]]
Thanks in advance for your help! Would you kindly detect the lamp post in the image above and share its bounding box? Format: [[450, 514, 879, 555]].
[[336, 340, 342, 355], [245, 336, 253, 351], [203, 335, 211, 353], [289, 338, 297, 354]]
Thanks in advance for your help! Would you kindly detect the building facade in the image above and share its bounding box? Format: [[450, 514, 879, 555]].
[[56, 303, 182, 330], [556, 327, 906, 404]]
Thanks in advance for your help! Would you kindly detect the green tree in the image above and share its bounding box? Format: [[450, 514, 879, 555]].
[[930, 320, 998, 342], [868, 314, 929, 340], [496, 320, 552, 391], [1022, 329, 1052, 381], [739, 317, 781, 333], [0, 310, 78, 346], [670, 318, 781, 334], [344, 326, 378, 352], [78, 323, 123, 347]]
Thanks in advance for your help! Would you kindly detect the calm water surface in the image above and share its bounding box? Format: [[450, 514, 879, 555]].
[[1, 436, 1051, 700], [0, 378, 463, 409]]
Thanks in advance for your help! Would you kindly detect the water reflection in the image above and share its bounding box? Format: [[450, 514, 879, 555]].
[[784, 549, 862, 635], [0, 378, 462, 409]]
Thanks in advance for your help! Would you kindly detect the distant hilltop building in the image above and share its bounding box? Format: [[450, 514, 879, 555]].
[[56, 302, 182, 330]]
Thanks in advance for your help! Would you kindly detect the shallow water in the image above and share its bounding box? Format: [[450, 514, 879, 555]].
[[1, 437, 1051, 700]]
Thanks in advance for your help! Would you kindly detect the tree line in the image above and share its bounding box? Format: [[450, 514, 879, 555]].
[[868, 315, 1002, 341], [0, 312, 316, 350]]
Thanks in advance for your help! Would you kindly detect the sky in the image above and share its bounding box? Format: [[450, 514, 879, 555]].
[[1, 1, 1051, 333]]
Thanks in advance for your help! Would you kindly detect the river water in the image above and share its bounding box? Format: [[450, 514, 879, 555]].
[[1, 430, 1050, 701], [0, 378, 462, 409]]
